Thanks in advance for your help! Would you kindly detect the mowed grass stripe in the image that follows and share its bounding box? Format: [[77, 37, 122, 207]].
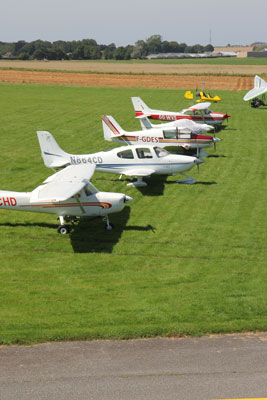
[[0, 83, 267, 344]]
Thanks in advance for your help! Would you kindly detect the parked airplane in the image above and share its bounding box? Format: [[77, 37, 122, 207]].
[[136, 115, 214, 134], [131, 97, 229, 127], [37, 131, 204, 187], [184, 90, 221, 103], [0, 164, 133, 234], [243, 75, 267, 107], [102, 115, 220, 157]]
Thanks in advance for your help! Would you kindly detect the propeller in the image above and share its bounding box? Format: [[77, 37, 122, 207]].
[[213, 137, 221, 152], [124, 195, 133, 203], [194, 158, 205, 175]]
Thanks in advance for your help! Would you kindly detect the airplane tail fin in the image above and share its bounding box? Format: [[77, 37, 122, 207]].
[[136, 116, 153, 130], [102, 115, 127, 141], [131, 97, 152, 117], [36, 131, 70, 168]]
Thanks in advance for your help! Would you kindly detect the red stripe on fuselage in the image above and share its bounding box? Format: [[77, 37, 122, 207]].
[[20, 202, 112, 209]]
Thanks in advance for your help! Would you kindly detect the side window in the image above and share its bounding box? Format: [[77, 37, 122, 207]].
[[136, 147, 153, 159], [117, 149, 134, 159], [163, 128, 177, 139], [179, 132, 192, 139]]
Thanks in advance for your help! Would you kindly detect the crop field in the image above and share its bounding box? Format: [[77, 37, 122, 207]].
[[0, 82, 267, 345], [1, 58, 267, 76]]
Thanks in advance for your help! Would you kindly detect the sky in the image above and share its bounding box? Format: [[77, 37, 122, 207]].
[[1, 0, 267, 47]]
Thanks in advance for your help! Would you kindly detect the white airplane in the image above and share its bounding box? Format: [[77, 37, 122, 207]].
[[102, 115, 221, 158], [137, 115, 214, 133], [0, 164, 133, 234], [37, 131, 204, 187], [243, 75, 267, 107], [131, 97, 230, 127]]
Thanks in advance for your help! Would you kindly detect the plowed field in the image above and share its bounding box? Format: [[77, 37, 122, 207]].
[[0, 60, 260, 90]]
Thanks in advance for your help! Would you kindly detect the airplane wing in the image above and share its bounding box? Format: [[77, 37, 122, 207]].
[[172, 119, 213, 132], [243, 75, 267, 101], [122, 168, 156, 177], [30, 164, 96, 203], [182, 102, 211, 113]]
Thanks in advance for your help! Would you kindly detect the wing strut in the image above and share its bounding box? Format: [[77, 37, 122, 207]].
[[74, 194, 86, 214]]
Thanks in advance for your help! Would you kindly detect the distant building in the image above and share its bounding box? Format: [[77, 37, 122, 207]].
[[146, 51, 236, 60], [214, 46, 253, 58], [2, 52, 12, 59], [247, 51, 267, 57]]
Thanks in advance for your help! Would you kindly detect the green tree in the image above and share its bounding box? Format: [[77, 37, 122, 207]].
[[146, 34, 162, 53], [131, 40, 148, 58], [33, 47, 49, 60], [114, 46, 126, 60], [204, 44, 214, 52], [18, 52, 29, 60], [103, 43, 116, 59]]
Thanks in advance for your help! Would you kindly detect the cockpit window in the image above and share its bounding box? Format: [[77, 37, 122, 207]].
[[154, 147, 169, 158], [136, 147, 153, 159], [117, 149, 134, 159]]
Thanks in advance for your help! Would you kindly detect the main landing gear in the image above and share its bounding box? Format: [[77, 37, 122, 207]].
[[103, 216, 114, 230], [127, 177, 147, 187], [56, 215, 114, 234], [57, 216, 70, 235]]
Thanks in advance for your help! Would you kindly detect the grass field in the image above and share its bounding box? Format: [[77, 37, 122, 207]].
[[0, 83, 267, 345]]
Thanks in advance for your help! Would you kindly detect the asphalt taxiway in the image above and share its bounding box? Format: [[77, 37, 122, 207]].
[[1, 333, 267, 400]]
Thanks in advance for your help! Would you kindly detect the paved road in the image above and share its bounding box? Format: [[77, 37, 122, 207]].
[[1, 333, 267, 400]]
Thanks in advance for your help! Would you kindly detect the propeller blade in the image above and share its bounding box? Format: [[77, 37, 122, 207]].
[[194, 158, 205, 175]]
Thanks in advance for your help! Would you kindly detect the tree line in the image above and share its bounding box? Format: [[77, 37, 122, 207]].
[[0, 35, 214, 60]]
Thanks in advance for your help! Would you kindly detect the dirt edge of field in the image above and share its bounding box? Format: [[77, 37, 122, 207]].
[[0, 69, 254, 91]]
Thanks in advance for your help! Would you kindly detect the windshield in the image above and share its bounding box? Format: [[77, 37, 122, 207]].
[[154, 147, 169, 158], [84, 182, 98, 196]]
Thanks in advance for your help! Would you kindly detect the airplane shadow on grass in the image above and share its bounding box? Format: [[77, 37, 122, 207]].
[[207, 154, 227, 158], [0, 221, 57, 230], [70, 206, 156, 254], [0, 208, 156, 254], [95, 175, 167, 196], [95, 174, 216, 196]]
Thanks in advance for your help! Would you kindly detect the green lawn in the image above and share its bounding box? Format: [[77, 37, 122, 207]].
[[0, 83, 267, 345]]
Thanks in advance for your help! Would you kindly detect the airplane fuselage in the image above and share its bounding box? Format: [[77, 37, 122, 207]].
[[135, 111, 227, 125], [67, 145, 198, 176], [109, 131, 215, 150], [0, 190, 128, 217]]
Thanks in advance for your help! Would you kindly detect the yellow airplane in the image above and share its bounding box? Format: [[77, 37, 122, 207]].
[[184, 89, 221, 103]]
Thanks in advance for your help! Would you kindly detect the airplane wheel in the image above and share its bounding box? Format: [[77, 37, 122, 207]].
[[57, 225, 69, 235], [105, 223, 114, 231]]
